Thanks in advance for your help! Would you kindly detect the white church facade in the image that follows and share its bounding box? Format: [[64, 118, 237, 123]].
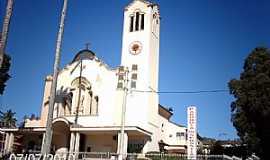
[[2, 0, 188, 155]]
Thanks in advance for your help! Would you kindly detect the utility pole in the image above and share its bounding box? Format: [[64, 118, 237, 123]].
[[41, 0, 68, 156], [71, 44, 89, 125], [117, 66, 129, 160], [74, 59, 83, 125], [0, 0, 13, 68]]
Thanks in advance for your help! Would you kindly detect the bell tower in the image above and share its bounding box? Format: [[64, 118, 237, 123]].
[[120, 0, 160, 127], [121, 0, 160, 92]]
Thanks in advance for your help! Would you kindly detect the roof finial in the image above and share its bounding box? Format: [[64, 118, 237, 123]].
[[85, 42, 90, 50]]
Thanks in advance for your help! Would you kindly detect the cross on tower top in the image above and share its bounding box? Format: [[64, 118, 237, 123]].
[[85, 42, 91, 50]]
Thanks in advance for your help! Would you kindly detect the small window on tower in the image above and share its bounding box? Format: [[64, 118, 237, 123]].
[[130, 16, 134, 32], [140, 14, 144, 30], [131, 81, 136, 89], [132, 64, 138, 71], [153, 14, 156, 19], [118, 75, 124, 80], [131, 73, 137, 80], [135, 12, 140, 31], [119, 66, 125, 72], [117, 82, 123, 89], [180, 132, 185, 137]]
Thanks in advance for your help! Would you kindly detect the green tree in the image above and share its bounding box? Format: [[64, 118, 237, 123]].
[[0, 54, 11, 95], [228, 47, 270, 159], [19, 115, 29, 128], [210, 141, 224, 155], [0, 109, 17, 128]]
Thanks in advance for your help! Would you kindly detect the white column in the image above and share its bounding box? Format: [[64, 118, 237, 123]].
[[123, 133, 128, 155], [69, 132, 75, 153], [59, 102, 64, 117], [7, 132, 14, 153], [74, 132, 80, 153], [74, 132, 80, 159], [133, 15, 136, 31], [138, 13, 141, 31], [41, 133, 45, 150], [4, 133, 9, 153], [117, 132, 128, 159], [142, 139, 149, 154]]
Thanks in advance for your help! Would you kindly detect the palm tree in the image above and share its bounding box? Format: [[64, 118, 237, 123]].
[[0, 109, 17, 128], [0, 0, 13, 95], [19, 115, 29, 128], [41, 0, 68, 155], [0, 0, 14, 68]]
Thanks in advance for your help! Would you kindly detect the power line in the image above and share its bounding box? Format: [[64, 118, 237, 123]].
[[133, 89, 229, 94]]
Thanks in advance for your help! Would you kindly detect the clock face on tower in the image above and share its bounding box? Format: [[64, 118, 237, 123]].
[[129, 41, 142, 55]]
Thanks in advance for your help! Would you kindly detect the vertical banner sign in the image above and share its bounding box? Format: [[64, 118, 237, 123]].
[[187, 106, 197, 160]]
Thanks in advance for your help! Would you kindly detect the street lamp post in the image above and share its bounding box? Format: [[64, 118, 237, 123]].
[[74, 59, 83, 125], [117, 66, 129, 160]]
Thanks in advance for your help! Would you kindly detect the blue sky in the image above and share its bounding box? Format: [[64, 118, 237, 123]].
[[0, 0, 269, 140]]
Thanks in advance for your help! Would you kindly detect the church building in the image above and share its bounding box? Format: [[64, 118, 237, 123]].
[[1, 0, 188, 155]]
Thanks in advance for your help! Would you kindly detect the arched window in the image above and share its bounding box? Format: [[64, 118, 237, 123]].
[[71, 77, 91, 115], [65, 92, 73, 115], [135, 12, 140, 31], [152, 13, 159, 34], [89, 91, 93, 114], [91, 96, 99, 115], [94, 96, 99, 115], [130, 11, 144, 32], [130, 16, 134, 32], [140, 14, 144, 30]]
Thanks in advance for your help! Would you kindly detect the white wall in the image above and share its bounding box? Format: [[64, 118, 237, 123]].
[[145, 114, 187, 152], [55, 59, 118, 127]]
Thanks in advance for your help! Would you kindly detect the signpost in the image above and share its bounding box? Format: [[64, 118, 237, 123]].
[[187, 106, 197, 160]]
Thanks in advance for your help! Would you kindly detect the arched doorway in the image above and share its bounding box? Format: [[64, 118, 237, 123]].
[[52, 118, 70, 154]]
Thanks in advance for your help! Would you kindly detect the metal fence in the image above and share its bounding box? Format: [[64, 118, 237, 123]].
[[5, 152, 243, 160]]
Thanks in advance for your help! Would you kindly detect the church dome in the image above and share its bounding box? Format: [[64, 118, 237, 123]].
[[72, 49, 96, 62]]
